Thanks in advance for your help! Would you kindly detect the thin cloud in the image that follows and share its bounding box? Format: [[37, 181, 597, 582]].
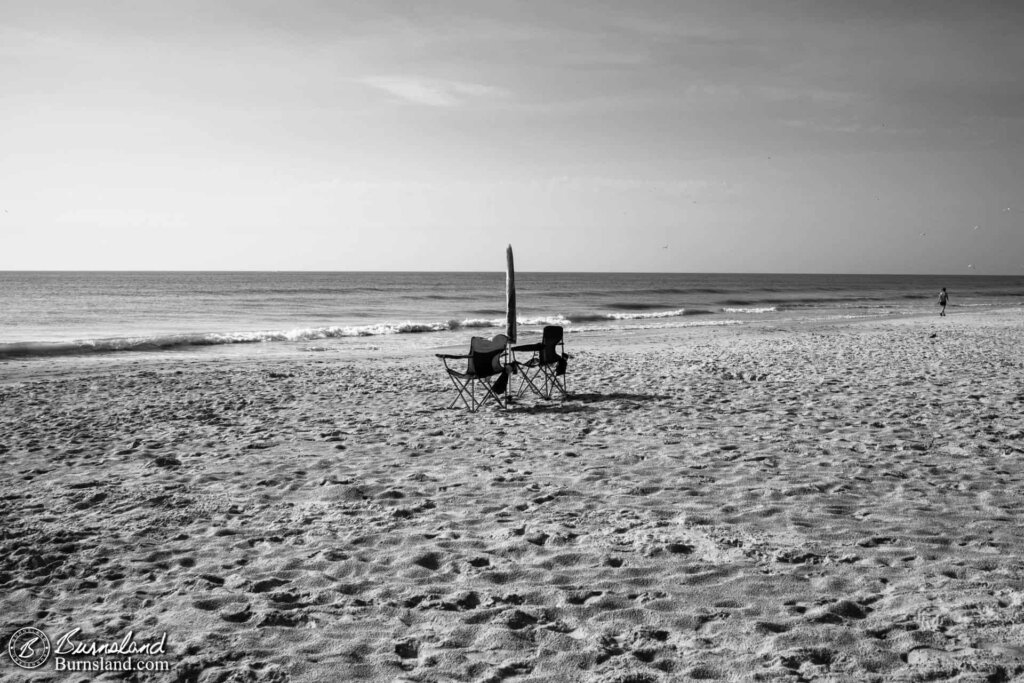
[[359, 76, 508, 107]]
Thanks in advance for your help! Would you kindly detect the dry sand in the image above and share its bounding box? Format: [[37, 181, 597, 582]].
[[2, 309, 1024, 682]]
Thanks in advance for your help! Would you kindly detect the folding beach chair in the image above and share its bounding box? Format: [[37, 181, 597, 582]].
[[436, 334, 511, 412], [512, 326, 569, 400]]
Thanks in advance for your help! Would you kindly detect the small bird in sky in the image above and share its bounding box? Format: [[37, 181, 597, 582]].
[[1004, 207, 1012, 212], [967, 264, 975, 269], [919, 232, 927, 237], [972, 225, 980, 231], [661, 244, 669, 249]]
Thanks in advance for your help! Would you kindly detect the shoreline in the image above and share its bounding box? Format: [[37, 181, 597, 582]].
[[2, 306, 1023, 680], [2, 305, 1020, 387]]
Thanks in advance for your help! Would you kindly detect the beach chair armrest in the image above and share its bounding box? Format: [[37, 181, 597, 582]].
[[436, 353, 471, 359]]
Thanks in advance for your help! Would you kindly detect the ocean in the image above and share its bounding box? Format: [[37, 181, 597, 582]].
[[1, 271, 1021, 360]]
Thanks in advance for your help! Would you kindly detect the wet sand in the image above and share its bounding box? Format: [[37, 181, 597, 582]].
[[2, 308, 1024, 681]]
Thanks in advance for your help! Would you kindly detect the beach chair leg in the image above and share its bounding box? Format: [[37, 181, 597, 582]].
[[479, 378, 510, 411], [535, 365, 566, 400], [516, 363, 548, 399], [445, 374, 477, 411], [548, 369, 566, 398]]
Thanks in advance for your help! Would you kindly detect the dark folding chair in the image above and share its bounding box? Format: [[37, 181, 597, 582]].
[[512, 325, 569, 400], [436, 334, 511, 412]]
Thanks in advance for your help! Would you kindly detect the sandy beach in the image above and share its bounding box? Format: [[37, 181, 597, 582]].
[[2, 308, 1024, 682]]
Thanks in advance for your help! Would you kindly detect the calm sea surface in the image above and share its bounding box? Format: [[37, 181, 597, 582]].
[[1, 272, 1021, 359]]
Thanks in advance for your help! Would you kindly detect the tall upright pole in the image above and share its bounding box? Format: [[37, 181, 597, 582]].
[[505, 244, 517, 344]]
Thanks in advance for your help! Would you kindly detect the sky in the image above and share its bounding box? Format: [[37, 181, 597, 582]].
[[1, 0, 1022, 274]]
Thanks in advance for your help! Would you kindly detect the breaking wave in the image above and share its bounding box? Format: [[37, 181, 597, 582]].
[[0, 319, 501, 359], [721, 306, 778, 314], [0, 307, 727, 359], [568, 309, 711, 323]]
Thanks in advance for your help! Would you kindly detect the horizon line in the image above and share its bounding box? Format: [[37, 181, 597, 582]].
[[0, 269, 1018, 278]]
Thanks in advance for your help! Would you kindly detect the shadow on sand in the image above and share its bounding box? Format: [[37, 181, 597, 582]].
[[568, 392, 670, 404], [505, 391, 669, 414]]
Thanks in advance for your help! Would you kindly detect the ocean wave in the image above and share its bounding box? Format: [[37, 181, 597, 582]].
[[610, 287, 728, 296], [606, 302, 677, 311], [720, 296, 875, 307], [721, 306, 778, 314], [0, 308, 716, 359], [519, 315, 572, 327], [0, 318, 499, 359], [568, 309, 710, 323], [0, 314, 612, 359], [579, 319, 744, 333], [604, 308, 688, 321]]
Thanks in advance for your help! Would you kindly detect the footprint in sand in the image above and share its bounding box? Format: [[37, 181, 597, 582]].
[[257, 610, 308, 628], [249, 577, 290, 593], [806, 598, 871, 624], [218, 603, 252, 623], [394, 638, 420, 659]]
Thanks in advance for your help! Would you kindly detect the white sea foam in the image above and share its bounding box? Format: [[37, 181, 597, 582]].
[[579, 319, 744, 333], [519, 315, 572, 327], [722, 306, 778, 314], [605, 308, 688, 321], [274, 318, 503, 341]]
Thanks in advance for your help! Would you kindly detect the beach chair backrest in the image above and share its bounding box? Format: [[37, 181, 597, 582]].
[[467, 334, 508, 376], [539, 326, 563, 365]]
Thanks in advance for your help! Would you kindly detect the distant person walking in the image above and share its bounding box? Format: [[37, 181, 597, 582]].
[[938, 287, 949, 316]]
